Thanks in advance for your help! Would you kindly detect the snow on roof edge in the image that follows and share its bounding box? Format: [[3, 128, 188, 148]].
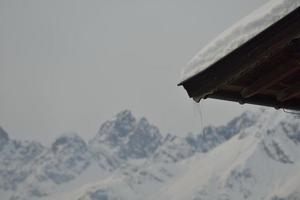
[[179, 0, 300, 84]]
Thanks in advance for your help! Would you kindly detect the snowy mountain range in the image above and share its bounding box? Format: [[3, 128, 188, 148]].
[[0, 108, 299, 200]]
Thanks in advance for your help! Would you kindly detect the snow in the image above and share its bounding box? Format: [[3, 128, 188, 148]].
[[1, 109, 300, 200], [146, 109, 300, 200], [51, 109, 300, 200], [180, 0, 300, 83]]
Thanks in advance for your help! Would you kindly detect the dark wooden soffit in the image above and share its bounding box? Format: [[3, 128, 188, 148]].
[[179, 7, 300, 111]]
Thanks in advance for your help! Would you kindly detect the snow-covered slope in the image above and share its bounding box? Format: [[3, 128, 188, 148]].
[[0, 108, 299, 200], [148, 109, 300, 200], [0, 110, 168, 200]]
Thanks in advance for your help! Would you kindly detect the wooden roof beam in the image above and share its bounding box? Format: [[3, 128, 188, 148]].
[[288, 37, 300, 55], [208, 90, 300, 110], [241, 64, 299, 98], [277, 83, 300, 102]]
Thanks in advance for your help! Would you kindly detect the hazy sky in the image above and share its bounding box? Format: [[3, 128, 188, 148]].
[[0, 0, 268, 144]]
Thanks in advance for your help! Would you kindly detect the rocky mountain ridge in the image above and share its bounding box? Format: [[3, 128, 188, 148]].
[[0, 108, 299, 200]]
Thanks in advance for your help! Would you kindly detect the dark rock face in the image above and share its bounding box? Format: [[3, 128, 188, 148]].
[[89, 189, 109, 200], [97, 110, 137, 146], [280, 120, 300, 144], [92, 110, 162, 160], [52, 132, 88, 154], [46, 133, 90, 184], [119, 118, 162, 159], [222, 112, 257, 140], [114, 110, 136, 137], [262, 141, 294, 164], [0, 127, 9, 150], [271, 193, 300, 200], [0, 140, 46, 191], [186, 111, 256, 153]]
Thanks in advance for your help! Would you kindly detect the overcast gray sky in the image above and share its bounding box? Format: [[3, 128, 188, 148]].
[[0, 0, 268, 144]]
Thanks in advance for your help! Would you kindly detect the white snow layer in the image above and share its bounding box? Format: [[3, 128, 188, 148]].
[[180, 0, 300, 83]]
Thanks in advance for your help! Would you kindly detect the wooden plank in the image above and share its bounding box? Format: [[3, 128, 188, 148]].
[[288, 37, 300, 55], [240, 65, 299, 98], [206, 90, 300, 111], [222, 85, 278, 96], [277, 83, 300, 102]]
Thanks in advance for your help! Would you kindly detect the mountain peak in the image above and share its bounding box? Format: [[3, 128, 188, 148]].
[[51, 132, 87, 153], [115, 109, 133, 119], [114, 110, 136, 134], [95, 110, 137, 147], [1, 108, 300, 200], [0, 126, 9, 147], [91, 111, 163, 159], [138, 117, 150, 126], [119, 116, 162, 159]]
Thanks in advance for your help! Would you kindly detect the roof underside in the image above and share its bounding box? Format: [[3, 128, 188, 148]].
[[179, 6, 300, 111]]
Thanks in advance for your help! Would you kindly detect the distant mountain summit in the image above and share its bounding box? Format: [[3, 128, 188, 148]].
[[0, 126, 9, 148], [89, 110, 162, 161], [52, 132, 88, 154], [96, 110, 137, 144], [0, 109, 299, 200]]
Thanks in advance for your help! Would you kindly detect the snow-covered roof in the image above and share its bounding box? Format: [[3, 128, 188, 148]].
[[180, 0, 300, 83]]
